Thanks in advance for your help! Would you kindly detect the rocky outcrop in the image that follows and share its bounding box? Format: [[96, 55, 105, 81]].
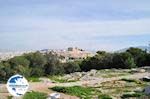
[[142, 76, 150, 82], [144, 86, 150, 95], [131, 68, 146, 73], [63, 69, 101, 82]]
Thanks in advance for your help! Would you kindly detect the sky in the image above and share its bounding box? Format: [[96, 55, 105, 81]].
[[0, 0, 150, 51]]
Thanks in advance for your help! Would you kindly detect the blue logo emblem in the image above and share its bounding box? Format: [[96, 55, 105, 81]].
[[6, 74, 29, 97]]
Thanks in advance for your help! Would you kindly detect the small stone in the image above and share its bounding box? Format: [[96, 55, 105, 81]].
[[48, 93, 60, 99], [139, 69, 146, 73]]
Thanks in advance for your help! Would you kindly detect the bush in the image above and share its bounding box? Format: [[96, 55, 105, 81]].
[[112, 52, 136, 69], [98, 94, 112, 99], [50, 86, 100, 99], [121, 78, 142, 84], [64, 62, 81, 74], [23, 91, 47, 99], [126, 47, 147, 67], [7, 96, 13, 99], [49, 75, 77, 83], [27, 77, 41, 82], [121, 93, 144, 98], [80, 51, 137, 71]]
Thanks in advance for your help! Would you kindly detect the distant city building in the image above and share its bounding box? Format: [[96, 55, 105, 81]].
[[55, 47, 94, 62], [40, 47, 95, 62], [0, 51, 34, 61], [0, 47, 95, 62]]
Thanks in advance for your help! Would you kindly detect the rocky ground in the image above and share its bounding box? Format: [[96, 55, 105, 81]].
[[0, 67, 150, 99]]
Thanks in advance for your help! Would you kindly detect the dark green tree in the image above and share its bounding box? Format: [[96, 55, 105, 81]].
[[64, 62, 81, 74], [44, 52, 64, 75], [8, 56, 30, 68], [112, 52, 136, 69], [126, 47, 146, 67], [24, 51, 47, 76]]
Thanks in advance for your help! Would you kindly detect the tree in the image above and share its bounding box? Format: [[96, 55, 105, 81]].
[[126, 47, 145, 57], [96, 51, 107, 56], [126, 47, 146, 67], [112, 52, 136, 69], [80, 52, 113, 71], [8, 56, 30, 68], [124, 57, 136, 69], [0, 63, 6, 81], [64, 62, 81, 74], [15, 65, 31, 77], [25, 52, 47, 68], [0, 62, 12, 81], [80, 57, 91, 71], [145, 53, 150, 66], [44, 52, 64, 75], [25, 52, 47, 76]]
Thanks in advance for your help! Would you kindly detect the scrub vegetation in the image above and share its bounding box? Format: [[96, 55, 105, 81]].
[[0, 47, 149, 82], [50, 86, 102, 99], [23, 91, 47, 99]]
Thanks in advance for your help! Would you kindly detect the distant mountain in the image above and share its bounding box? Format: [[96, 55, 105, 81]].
[[117, 46, 150, 53]]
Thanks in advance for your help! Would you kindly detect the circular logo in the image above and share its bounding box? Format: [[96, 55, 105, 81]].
[[6, 74, 29, 97]]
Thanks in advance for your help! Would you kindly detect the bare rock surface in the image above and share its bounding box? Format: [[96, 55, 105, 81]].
[[144, 86, 150, 95]]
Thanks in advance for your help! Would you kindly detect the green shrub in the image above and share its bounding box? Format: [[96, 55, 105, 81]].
[[23, 91, 47, 99], [27, 77, 41, 82], [49, 76, 77, 83], [7, 96, 13, 99], [64, 62, 81, 74], [50, 86, 100, 99], [121, 78, 142, 84], [98, 94, 112, 99], [121, 92, 145, 98]]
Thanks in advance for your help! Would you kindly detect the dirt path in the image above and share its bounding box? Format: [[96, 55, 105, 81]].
[[0, 82, 79, 99]]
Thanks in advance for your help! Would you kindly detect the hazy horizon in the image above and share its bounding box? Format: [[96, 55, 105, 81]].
[[0, 0, 150, 51]]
